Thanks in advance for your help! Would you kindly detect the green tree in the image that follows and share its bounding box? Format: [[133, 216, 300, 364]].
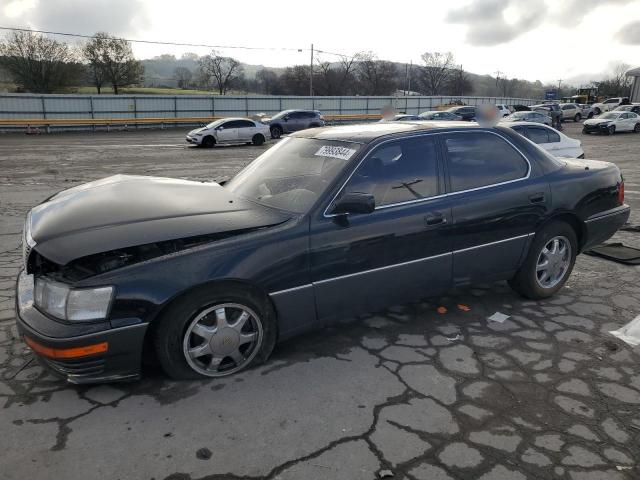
[[82, 33, 143, 94]]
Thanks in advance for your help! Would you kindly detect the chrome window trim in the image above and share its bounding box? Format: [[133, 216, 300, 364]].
[[322, 129, 532, 218], [269, 233, 534, 295]]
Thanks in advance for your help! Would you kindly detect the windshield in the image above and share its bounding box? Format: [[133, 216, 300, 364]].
[[226, 137, 361, 213], [205, 119, 225, 129], [600, 112, 621, 119]]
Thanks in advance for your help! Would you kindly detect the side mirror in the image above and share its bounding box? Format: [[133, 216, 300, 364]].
[[217, 126, 224, 130], [283, 116, 290, 121], [331, 192, 375, 215]]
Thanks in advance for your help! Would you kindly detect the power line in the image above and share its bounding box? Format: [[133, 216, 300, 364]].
[[0, 26, 308, 53]]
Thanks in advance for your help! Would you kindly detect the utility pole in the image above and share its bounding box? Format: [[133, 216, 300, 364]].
[[557, 78, 563, 99], [309, 43, 314, 97], [407, 60, 412, 95]]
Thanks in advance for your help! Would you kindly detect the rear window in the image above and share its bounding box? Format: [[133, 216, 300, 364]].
[[445, 132, 529, 192]]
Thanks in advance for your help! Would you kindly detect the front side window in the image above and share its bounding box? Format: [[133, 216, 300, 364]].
[[341, 136, 439, 207], [547, 130, 561, 143], [605, 99, 618, 104], [445, 132, 529, 192], [226, 137, 361, 213]]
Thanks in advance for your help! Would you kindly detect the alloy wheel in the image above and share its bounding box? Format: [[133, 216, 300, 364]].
[[535, 236, 571, 289], [182, 303, 263, 377]]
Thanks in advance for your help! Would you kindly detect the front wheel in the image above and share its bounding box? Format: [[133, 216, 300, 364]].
[[509, 222, 577, 300], [270, 126, 283, 139], [593, 107, 601, 116], [608, 125, 616, 135], [574, 113, 581, 122], [201, 136, 215, 148], [634, 123, 640, 133], [154, 287, 277, 379], [582, 127, 589, 135]]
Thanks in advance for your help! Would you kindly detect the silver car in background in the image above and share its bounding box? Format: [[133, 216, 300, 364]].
[[502, 110, 552, 126]]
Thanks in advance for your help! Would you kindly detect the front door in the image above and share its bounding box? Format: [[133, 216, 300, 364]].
[[310, 134, 452, 322], [441, 130, 550, 285], [216, 121, 238, 143]]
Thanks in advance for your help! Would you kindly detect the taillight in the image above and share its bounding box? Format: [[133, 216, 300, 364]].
[[618, 181, 625, 204]]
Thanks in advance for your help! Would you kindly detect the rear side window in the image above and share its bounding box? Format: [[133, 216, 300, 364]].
[[445, 132, 529, 192], [547, 130, 560, 143], [527, 127, 549, 144], [344, 136, 439, 207]]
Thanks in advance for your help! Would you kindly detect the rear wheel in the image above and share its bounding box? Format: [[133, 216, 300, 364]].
[[201, 136, 215, 148], [252, 134, 265, 146], [634, 123, 640, 133], [574, 113, 581, 122], [593, 107, 601, 115], [154, 286, 277, 379], [588, 112, 594, 119], [270, 125, 283, 139], [509, 222, 577, 300]]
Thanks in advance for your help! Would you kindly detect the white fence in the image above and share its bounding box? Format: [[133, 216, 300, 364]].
[[0, 93, 540, 121]]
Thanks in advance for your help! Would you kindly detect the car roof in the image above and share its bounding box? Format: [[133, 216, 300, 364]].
[[499, 121, 551, 128], [219, 117, 254, 122], [293, 121, 492, 143]]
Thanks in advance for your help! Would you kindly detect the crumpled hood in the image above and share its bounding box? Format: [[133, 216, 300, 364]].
[[29, 175, 290, 265], [188, 127, 207, 136], [584, 118, 613, 126]]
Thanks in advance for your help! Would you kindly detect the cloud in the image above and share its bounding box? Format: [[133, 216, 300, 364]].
[[616, 20, 640, 45], [445, 0, 637, 46], [5, 0, 151, 38], [445, 0, 546, 46]]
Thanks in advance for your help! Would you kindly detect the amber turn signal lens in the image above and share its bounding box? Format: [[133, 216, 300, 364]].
[[24, 336, 108, 359]]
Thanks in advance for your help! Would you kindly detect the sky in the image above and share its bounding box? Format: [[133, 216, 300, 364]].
[[1, 0, 639, 85]]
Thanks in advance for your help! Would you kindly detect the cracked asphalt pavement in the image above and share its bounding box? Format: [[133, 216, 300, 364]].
[[1, 123, 639, 480]]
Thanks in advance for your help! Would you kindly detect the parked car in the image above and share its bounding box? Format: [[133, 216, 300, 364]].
[[591, 97, 630, 115], [262, 110, 325, 139], [16, 123, 629, 383], [186, 118, 269, 147], [446, 105, 476, 121], [512, 105, 532, 112], [577, 103, 595, 119], [381, 114, 421, 122], [502, 121, 584, 158], [496, 104, 511, 117], [582, 111, 640, 134], [614, 104, 640, 115], [559, 103, 583, 122], [418, 110, 462, 121], [502, 111, 552, 125]]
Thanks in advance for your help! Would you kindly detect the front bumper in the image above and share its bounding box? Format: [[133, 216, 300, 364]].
[[15, 272, 147, 384], [583, 123, 610, 133], [583, 204, 631, 251], [186, 135, 201, 145]]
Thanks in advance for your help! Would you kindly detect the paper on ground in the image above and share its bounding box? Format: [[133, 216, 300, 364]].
[[488, 312, 510, 323], [609, 315, 640, 347]]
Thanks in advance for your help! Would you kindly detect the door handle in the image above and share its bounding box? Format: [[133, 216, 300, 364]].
[[529, 193, 545, 204], [425, 213, 447, 226]]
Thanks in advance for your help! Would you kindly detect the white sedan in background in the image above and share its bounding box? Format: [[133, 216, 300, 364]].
[[186, 118, 270, 147], [582, 111, 640, 135], [501, 121, 584, 158]]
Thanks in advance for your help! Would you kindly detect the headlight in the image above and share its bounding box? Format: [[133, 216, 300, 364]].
[[34, 278, 114, 321]]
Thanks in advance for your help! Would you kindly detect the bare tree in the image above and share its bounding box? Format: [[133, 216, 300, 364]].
[[419, 52, 455, 95], [0, 31, 79, 93], [173, 67, 192, 89], [198, 50, 243, 95], [595, 63, 633, 96], [256, 68, 280, 94], [447, 64, 472, 96], [355, 52, 397, 95], [81, 32, 108, 93], [280, 65, 310, 95], [82, 33, 143, 94]]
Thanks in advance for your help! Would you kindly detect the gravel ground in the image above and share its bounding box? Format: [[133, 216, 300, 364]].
[[1, 122, 639, 480]]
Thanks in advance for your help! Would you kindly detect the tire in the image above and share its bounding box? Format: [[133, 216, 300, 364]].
[[252, 134, 265, 146], [634, 123, 640, 133], [574, 113, 581, 122], [582, 127, 589, 135], [154, 285, 277, 380], [593, 107, 601, 115], [508, 222, 577, 300], [270, 125, 283, 139], [608, 125, 616, 135], [588, 112, 594, 119], [201, 136, 215, 148]]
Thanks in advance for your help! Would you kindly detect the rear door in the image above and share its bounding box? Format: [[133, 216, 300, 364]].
[[442, 130, 550, 285], [310, 134, 452, 322], [235, 120, 257, 141]]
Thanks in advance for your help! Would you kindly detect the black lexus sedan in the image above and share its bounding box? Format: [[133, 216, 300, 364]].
[[16, 122, 629, 383]]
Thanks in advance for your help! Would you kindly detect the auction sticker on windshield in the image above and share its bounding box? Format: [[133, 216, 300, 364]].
[[315, 145, 357, 161]]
